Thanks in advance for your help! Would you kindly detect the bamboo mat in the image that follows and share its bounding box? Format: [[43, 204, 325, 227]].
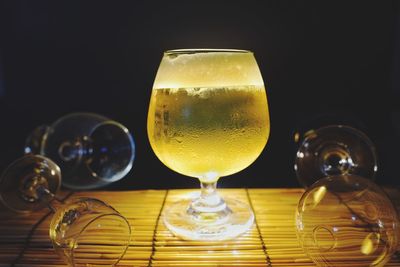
[[0, 188, 400, 267]]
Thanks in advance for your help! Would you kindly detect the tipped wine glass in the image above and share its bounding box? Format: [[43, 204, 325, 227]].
[[295, 174, 399, 267], [0, 154, 131, 266], [25, 112, 135, 190], [294, 125, 378, 188], [147, 49, 270, 240]]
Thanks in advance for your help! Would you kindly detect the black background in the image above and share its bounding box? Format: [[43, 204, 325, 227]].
[[1, 1, 400, 190]]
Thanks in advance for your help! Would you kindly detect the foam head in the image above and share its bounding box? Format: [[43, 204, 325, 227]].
[[153, 49, 264, 89]]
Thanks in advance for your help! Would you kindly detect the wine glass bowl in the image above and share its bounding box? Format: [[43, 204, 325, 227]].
[[147, 49, 270, 240], [294, 125, 378, 188], [295, 174, 399, 267], [50, 197, 131, 267], [25, 113, 135, 190]]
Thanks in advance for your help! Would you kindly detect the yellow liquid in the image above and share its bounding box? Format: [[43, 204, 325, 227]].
[[147, 85, 270, 181]]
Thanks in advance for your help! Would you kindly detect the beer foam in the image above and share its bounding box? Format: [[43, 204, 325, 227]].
[[153, 49, 265, 89]]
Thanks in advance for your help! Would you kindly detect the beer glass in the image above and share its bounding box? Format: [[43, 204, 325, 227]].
[[0, 155, 131, 266], [295, 174, 398, 267], [25, 113, 135, 190], [147, 49, 270, 240]]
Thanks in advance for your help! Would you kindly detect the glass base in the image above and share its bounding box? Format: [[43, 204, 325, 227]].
[[163, 196, 254, 241]]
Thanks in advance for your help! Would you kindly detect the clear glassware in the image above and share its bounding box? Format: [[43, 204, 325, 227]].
[[0, 155, 131, 266], [294, 125, 378, 188], [295, 174, 399, 267], [147, 49, 270, 240], [50, 198, 131, 267], [25, 112, 135, 190]]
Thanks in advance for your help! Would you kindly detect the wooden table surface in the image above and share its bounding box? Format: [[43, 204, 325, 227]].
[[0, 188, 400, 266]]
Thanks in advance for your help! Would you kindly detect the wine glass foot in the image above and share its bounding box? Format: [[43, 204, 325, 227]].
[[163, 196, 254, 241]]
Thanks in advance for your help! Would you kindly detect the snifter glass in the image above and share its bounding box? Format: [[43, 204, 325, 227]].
[[24, 112, 135, 190], [0, 155, 131, 266], [147, 49, 270, 240], [295, 174, 398, 267]]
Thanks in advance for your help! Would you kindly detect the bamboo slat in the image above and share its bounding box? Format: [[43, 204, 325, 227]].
[[0, 188, 399, 266]]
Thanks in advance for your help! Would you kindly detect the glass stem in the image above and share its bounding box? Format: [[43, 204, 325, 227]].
[[58, 136, 92, 162], [188, 180, 231, 218], [35, 185, 66, 213], [319, 144, 354, 176]]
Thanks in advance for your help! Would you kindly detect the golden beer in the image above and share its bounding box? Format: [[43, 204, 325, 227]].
[[147, 85, 269, 181]]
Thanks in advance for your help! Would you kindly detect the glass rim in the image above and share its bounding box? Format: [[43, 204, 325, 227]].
[[88, 120, 135, 183], [164, 48, 253, 55], [71, 212, 131, 265]]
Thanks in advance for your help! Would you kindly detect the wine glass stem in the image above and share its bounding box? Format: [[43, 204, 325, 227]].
[[58, 137, 92, 162], [200, 181, 220, 207], [319, 144, 354, 176], [36, 185, 66, 213], [188, 180, 231, 217]]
